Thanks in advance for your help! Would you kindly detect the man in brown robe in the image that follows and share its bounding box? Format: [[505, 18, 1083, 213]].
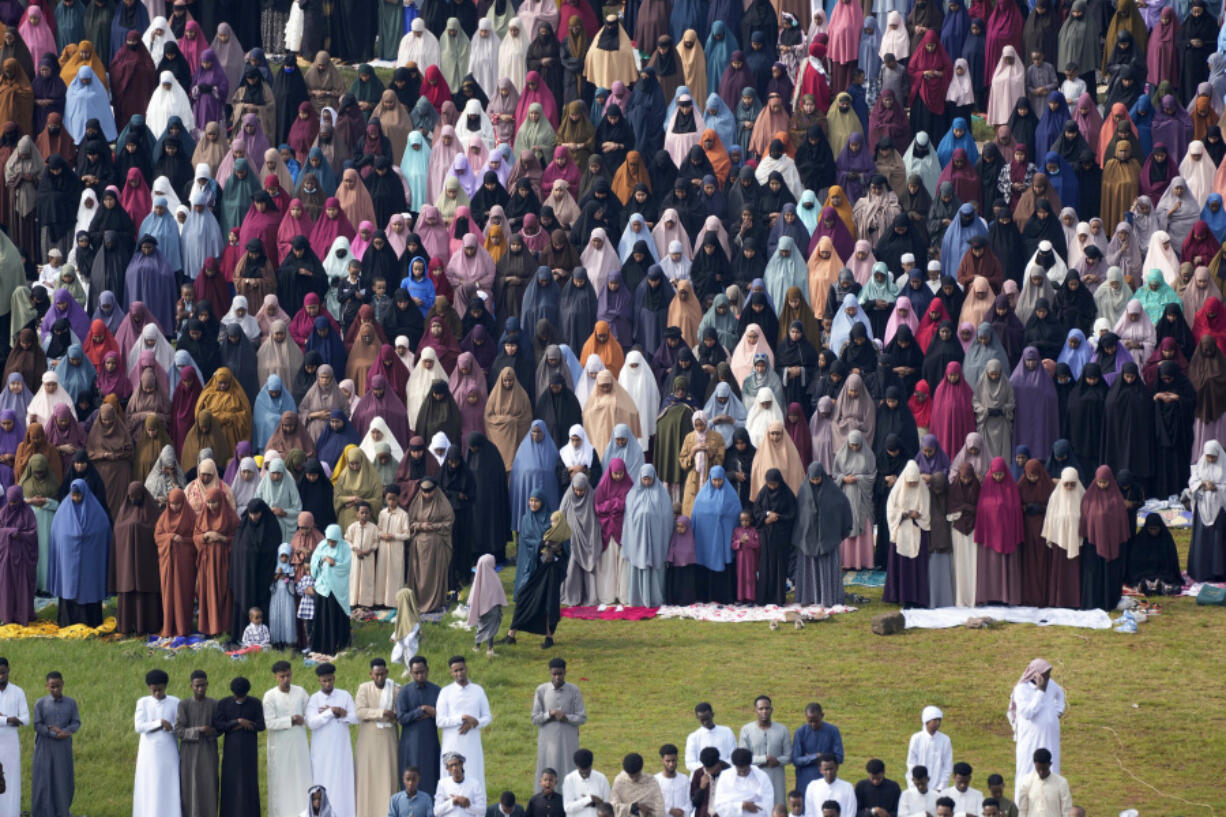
[[355, 658, 400, 817], [174, 670, 219, 817]]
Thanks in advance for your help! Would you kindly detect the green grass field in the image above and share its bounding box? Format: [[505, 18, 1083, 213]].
[[1, 534, 1223, 817]]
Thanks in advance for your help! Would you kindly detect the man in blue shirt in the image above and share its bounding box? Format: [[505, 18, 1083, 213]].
[[390, 767, 436, 817], [791, 704, 844, 792]]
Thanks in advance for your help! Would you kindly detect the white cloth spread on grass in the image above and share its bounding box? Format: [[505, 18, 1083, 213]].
[[657, 603, 857, 622], [901, 607, 1113, 629]]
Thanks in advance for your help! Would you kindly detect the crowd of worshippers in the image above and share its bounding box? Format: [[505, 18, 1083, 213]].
[[3, 0, 1226, 641], [0, 651, 1074, 817]]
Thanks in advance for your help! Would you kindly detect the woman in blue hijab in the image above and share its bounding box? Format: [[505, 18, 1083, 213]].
[[514, 487, 553, 595], [252, 373, 296, 451], [1034, 91, 1071, 158], [138, 196, 183, 274], [691, 464, 741, 603], [1056, 328, 1093, 379], [1041, 152, 1079, 211], [520, 266, 562, 331], [315, 408, 361, 469], [401, 256, 437, 317], [1129, 93, 1155, 157], [702, 93, 738, 156], [940, 0, 970, 64], [53, 344, 96, 403], [64, 66, 116, 143], [601, 422, 645, 478], [621, 464, 675, 606], [510, 419, 561, 534], [705, 21, 739, 87], [1201, 193, 1226, 242], [48, 478, 111, 626], [937, 116, 979, 166], [305, 315, 347, 372]]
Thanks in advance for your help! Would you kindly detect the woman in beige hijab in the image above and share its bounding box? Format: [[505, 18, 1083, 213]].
[[256, 319, 304, 385], [582, 370, 641, 454], [667, 280, 703, 346], [958, 275, 996, 328], [807, 235, 844, 318], [677, 410, 724, 513], [831, 372, 876, 451], [749, 420, 805, 496], [484, 366, 533, 469], [408, 477, 455, 612], [374, 89, 413, 158], [331, 445, 384, 530], [677, 29, 707, 103]]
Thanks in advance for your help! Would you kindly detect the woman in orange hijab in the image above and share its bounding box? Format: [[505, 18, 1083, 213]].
[[579, 320, 626, 377]]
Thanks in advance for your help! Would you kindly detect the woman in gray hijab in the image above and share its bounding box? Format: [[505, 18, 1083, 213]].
[[962, 322, 1009, 388], [559, 472, 601, 606], [971, 358, 1016, 459], [832, 428, 877, 570], [791, 461, 853, 606]]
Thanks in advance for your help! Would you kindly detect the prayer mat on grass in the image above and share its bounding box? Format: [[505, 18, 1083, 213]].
[[0, 617, 118, 639], [901, 606, 1114, 629], [657, 603, 857, 622], [561, 605, 660, 620], [843, 569, 886, 587]]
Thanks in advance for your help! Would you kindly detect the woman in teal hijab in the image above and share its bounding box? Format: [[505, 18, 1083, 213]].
[[1135, 268, 1181, 322], [401, 130, 431, 214], [310, 523, 352, 653], [219, 157, 259, 234], [515, 488, 552, 595], [255, 457, 302, 542]]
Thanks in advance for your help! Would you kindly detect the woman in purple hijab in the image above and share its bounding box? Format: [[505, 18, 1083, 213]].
[[0, 409, 24, 488], [93, 291, 124, 334], [44, 403, 85, 477], [914, 432, 951, 475], [595, 269, 634, 347], [1150, 95, 1193, 162], [807, 205, 855, 260], [835, 132, 876, 203], [123, 236, 179, 334], [459, 324, 498, 371], [40, 288, 91, 345], [1008, 346, 1059, 460], [717, 51, 755, 108], [0, 374, 32, 419], [31, 53, 66, 136], [0, 484, 38, 624], [190, 48, 230, 127]]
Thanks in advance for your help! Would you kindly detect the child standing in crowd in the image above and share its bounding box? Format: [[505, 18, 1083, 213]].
[[732, 510, 760, 604], [269, 543, 297, 648]]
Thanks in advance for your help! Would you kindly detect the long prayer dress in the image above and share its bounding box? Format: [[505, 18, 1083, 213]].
[[752, 482, 797, 605], [32, 693, 80, 817], [355, 680, 401, 817], [262, 684, 311, 817], [215, 694, 265, 817], [307, 687, 358, 817], [396, 680, 441, 794], [531, 681, 586, 785], [174, 695, 219, 817], [133, 694, 181, 817]]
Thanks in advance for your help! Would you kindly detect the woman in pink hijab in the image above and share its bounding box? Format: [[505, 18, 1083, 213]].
[[416, 205, 451, 263], [307, 196, 355, 258], [17, 5, 56, 64], [276, 198, 315, 263], [540, 145, 581, 190], [973, 456, 1023, 604], [825, 0, 863, 93], [445, 234, 495, 293], [514, 70, 560, 128], [427, 125, 463, 203]]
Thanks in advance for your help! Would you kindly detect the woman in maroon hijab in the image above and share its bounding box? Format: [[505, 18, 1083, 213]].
[[906, 31, 954, 140], [1017, 458, 1053, 606], [1079, 464, 1131, 610], [985, 0, 1023, 84], [930, 360, 974, 460], [974, 456, 1023, 604]]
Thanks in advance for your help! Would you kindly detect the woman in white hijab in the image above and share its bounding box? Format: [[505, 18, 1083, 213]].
[[1040, 466, 1084, 606], [221, 295, 262, 342], [986, 46, 1024, 127], [399, 19, 441, 68], [558, 423, 597, 477], [497, 17, 529, 93], [878, 10, 909, 60], [360, 416, 405, 464], [145, 71, 196, 137], [1179, 141, 1217, 207], [143, 16, 171, 64], [1188, 441, 1226, 581], [657, 240, 692, 283], [574, 353, 605, 407], [580, 228, 621, 292], [617, 350, 660, 448], [468, 18, 501, 98], [26, 371, 76, 426], [903, 131, 941, 195], [1155, 177, 1201, 250], [745, 388, 783, 447], [454, 98, 496, 151], [74, 188, 99, 241], [405, 346, 448, 421], [439, 18, 472, 91], [1141, 230, 1181, 287]]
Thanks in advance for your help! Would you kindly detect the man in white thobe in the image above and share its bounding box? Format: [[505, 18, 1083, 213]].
[[437, 656, 493, 795], [897, 767, 939, 817], [563, 748, 611, 817], [905, 706, 953, 792], [712, 748, 773, 817], [943, 763, 982, 816], [436, 753, 487, 817], [132, 669, 180, 817], [802, 755, 855, 817], [1015, 749, 1072, 817], [263, 661, 312, 817], [1007, 659, 1065, 800], [654, 744, 691, 817], [684, 703, 738, 773], [0, 661, 29, 817], [738, 696, 790, 806], [307, 662, 359, 817]]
